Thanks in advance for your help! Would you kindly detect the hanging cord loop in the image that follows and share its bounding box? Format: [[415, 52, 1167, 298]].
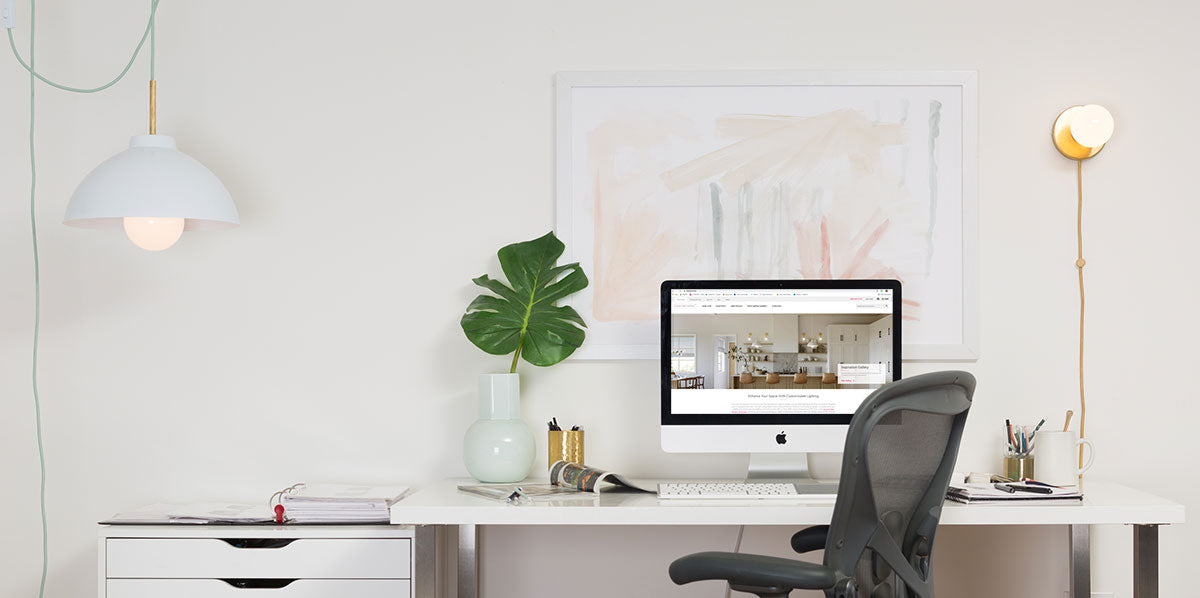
[[6, 0, 160, 94]]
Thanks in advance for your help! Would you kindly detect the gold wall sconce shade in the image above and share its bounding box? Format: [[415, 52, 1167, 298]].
[[1052, 104, 1114, 160], [1052, 103, 1114, 478]]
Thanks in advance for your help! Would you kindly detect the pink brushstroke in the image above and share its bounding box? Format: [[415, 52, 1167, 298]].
[[819, 218, 832, 279], [842, 219, 890, 278]]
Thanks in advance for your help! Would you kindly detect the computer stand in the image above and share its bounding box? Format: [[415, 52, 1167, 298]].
[[747, 453, 841, 495]]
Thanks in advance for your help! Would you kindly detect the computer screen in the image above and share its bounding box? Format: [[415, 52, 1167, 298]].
[[661, 280, 900, 431]]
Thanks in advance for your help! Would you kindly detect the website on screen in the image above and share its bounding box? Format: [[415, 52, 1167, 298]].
[[669, 288, 894, 415]]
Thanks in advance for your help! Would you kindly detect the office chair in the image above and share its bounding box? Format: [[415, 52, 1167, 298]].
[[669, 370, 975, 598]]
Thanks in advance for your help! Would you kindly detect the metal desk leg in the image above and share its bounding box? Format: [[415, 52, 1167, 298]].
[[413, 526, 438, 598], [457, 524, 479, 598], [1134, 524, 1159, 598], [1070, 524, 1091, 598]]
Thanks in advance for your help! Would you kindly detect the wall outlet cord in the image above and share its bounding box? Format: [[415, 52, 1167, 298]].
[[6, 2, 160, 595]]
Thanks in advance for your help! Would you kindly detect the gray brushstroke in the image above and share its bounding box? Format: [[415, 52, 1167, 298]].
[[802, 187, 824, 277], [737, 182, 753, 277], [898, 99, 910, 188], [779, 183, 793, 276], [709, 182, 724, 279], [770, 182, 790, 277], [926, 100, 942, 274]]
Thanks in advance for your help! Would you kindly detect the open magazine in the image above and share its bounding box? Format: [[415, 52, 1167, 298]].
[[549, 460, 654, 493], [457, 461, 654, 502], [103, 503, 272, 524]]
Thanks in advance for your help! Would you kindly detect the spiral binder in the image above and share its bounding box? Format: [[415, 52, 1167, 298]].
[[268, 482, 306, 523]]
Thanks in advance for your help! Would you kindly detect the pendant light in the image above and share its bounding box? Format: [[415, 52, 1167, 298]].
[[63, 13, 237, 251]]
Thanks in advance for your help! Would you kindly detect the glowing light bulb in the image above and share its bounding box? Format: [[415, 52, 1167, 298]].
[[1069, 104, 1114, 148], [123, 217, 185, 251]]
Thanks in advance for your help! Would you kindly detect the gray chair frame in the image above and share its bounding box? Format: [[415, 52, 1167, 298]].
[[669, 370, 975, 597]]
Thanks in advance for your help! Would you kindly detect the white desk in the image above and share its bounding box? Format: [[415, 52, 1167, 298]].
[[391, 479, 1183, 598]]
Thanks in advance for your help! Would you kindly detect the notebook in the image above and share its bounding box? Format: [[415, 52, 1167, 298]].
[[277, 483, 411, 523], [946, 481, 1082, 504]]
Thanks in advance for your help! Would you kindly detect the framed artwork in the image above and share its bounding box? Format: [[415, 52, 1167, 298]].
[[555, 71, 978, 361]]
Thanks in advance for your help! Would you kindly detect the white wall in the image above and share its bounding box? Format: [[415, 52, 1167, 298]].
[[0, 1, 1196, 597]]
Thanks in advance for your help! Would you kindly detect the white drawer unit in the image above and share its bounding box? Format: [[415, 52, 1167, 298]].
[[100, 525, 434, 598], [107, 579, 411, 598]]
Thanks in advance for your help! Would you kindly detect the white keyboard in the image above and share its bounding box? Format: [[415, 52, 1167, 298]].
[[658, 482, 803, 499]]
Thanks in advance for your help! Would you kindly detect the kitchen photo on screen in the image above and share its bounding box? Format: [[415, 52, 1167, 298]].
[[669, 313, 895, 391]]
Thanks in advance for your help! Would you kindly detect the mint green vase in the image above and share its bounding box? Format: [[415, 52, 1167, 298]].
[[463, 373, 535, 483]]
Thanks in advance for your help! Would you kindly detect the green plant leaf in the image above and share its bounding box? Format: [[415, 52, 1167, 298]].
[[460, 232, 589, 372]]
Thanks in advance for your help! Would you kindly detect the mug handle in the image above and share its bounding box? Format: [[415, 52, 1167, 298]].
[[1076, 438, 1096, 475]]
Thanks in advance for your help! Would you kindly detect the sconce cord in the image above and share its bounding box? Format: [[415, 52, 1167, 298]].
[[1076, 160, 1087, 471], [6, 2, 160, 597]]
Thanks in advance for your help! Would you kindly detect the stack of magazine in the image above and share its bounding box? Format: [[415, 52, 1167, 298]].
[[105, 484, 411, 524], [281, 484, 410, 523]]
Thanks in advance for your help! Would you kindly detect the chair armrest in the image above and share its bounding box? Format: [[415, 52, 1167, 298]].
[[669, 551, 837, 590], [790, 525, 829, 554]]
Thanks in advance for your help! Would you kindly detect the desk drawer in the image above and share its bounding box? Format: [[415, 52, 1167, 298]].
[[107, 579, 410, 598], [106, 538, 411, 579]]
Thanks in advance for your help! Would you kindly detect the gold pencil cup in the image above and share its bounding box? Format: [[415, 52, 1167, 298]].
[[548, 430, 584, 468], [1003, 455, 1034, 481]]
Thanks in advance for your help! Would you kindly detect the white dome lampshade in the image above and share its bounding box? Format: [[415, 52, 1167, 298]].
[[64, 134, 239, 251]]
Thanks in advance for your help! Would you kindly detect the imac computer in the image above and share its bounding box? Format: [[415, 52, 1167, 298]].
[[661, 279, 901, 489]]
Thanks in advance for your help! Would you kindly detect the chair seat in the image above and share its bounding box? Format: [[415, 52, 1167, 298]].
[[669, 551, 837, 591]]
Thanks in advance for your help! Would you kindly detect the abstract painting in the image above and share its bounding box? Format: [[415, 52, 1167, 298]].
[[555, 71, 978, 360]]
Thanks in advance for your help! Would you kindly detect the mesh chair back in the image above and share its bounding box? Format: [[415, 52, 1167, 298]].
[[821, 371, 974, 598]]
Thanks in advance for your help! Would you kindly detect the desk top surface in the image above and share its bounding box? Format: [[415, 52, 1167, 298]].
[[389, 479, 1184, 527]]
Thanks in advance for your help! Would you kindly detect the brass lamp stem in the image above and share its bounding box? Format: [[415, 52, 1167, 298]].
[[149, 79, 157, 135]]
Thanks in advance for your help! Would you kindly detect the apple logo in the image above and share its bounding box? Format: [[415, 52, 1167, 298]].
[[775, 431, 787, 445]]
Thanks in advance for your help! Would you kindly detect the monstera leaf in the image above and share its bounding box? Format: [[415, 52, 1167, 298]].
[[461, 232, 589, 372]]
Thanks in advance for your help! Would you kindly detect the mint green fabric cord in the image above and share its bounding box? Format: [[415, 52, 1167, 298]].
[[7, 2, 161, 596], [6, 0, 160, 92]]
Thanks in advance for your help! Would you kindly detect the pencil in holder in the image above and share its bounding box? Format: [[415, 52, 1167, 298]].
[[548, 429, 584, 468]]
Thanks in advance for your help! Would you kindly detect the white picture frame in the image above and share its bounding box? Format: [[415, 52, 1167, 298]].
[[555, 70, 979, 361]]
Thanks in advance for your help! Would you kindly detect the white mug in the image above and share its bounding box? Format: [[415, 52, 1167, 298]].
[[1034, 431, 1094, 486]]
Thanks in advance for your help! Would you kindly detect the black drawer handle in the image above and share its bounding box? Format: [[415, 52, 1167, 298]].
[[219, 538, 299, 549], [221, 579, 297, 589]]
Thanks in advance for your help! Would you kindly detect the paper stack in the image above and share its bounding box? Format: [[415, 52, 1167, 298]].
[[281, 484, 410, 523], [105, 503, 272, 524], [946, 481, 1082, 504]]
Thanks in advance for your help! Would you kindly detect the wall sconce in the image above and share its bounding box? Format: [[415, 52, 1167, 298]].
[[1051, 103, 1113, 477], [1052, 104, 1114, 160]]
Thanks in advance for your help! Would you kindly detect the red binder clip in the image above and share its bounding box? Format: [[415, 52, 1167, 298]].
[[269, 482, 304, 524]]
